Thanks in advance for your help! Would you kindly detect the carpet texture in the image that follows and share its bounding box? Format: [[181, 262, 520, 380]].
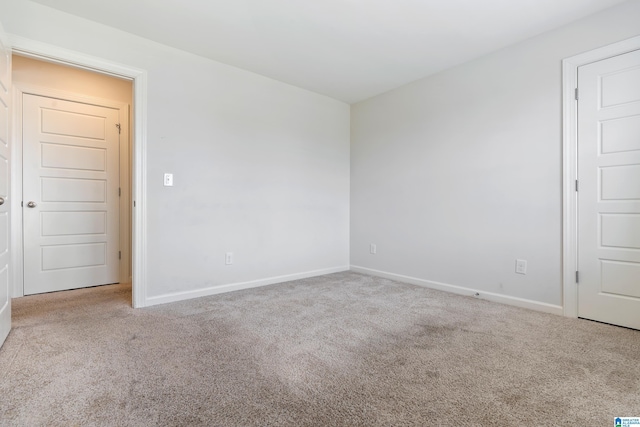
[[0, 272, 638, 426]]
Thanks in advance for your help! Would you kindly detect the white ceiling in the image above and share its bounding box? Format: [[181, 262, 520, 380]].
[[31, 0, 629, 103]]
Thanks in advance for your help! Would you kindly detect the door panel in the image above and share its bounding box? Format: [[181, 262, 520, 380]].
[[601, 260, 640, 298], [601, 67, 640, 107], [601, 115, 640, 154], [577, 49, 640, 330], [23, 94, 120, 295], [601, 165, 640, 199], [42, 242, 106, 270], [0, 22, 11, 348], [41, 177, 107, 202], [42, 211, 106, 236], [41, 108, 106, 139], [41, 142, 106, 170]]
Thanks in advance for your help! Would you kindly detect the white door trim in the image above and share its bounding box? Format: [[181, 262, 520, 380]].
[[12, 84, 130, 296], [8, 35, 149, 308], [562, 34, 640, 318]]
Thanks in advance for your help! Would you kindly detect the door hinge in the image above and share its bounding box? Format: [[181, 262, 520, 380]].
[[576, 271, 579, 284], [574, 88, 578, 100], [575, 180, 578, 192], [118, 187, 121, 197], [119, 251, 122, 260], [116, 123, 121, 134]]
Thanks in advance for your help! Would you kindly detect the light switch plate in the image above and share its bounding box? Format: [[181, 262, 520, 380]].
[[163, 173, 173, 187]]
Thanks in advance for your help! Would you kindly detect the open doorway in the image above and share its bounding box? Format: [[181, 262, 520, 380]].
[[11, 54, 133, 301]]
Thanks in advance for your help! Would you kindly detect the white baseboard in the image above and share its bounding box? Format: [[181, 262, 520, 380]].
[[350, 265, 564, 316], [144, 266, 350, 307]]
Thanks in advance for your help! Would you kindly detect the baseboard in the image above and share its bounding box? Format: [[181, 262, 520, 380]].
[[144, 266, 350, 307], [350, 265, 564, 316]]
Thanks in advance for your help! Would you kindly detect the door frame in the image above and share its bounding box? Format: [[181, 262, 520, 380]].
[[13, 85, 130, 296], [8, 35, 149, 308], [562, 34, 640, 318]]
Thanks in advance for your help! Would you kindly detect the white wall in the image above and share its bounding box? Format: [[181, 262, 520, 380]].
[[1, 0, 350, 303], [351, 0, 640, 308]]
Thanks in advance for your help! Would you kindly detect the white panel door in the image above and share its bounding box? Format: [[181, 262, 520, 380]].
[[0, 22, 11, 348], [578, 49, 640, 330], [23, 94, 120, 295]]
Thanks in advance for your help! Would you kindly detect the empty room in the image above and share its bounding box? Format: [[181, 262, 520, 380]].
[[0, 0, 639, 425]]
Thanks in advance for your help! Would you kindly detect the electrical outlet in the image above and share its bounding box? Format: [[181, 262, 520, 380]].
[[225, 252, 233, 265], [163, 173, 174, 187], [515, 259, 527, 275], [370, 244, 377, 254]]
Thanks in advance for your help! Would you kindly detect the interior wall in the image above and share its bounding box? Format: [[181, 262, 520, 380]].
[[12, 55, 132, 104], [350, 0, 640, 307], [1, 0, 351, 303], [12, 54, 133, 286]]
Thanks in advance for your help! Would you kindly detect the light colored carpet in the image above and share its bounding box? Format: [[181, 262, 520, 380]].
[[0, 272, 638, 426]]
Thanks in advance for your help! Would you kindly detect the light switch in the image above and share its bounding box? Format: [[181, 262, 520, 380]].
[[163, 173, 173, 187]]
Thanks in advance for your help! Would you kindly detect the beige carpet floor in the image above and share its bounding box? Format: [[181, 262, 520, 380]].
[[0, 272, 638, 426]]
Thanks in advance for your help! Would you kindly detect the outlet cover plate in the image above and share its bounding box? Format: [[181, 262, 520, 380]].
[[516, 259, 527, 275]]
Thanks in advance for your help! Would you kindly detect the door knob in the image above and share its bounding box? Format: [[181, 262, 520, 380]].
[[0, 197, 4, 206], [27, 201, 37, 208]]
